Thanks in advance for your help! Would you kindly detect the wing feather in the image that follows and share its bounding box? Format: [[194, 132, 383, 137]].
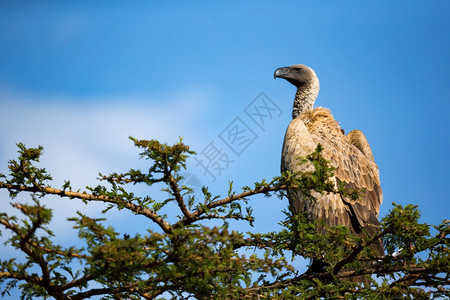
[[282, 108, 382, 238]]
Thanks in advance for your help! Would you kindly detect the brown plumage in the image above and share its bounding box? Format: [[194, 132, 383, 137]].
[[275, 64, 384, 280]]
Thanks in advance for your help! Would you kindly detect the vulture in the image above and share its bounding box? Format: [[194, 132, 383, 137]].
[[274, 64, 384, 278]]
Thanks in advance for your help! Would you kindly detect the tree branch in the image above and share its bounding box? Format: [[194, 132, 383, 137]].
[[197, 214, 253, 222], [61, 273, 94, 291], [99, 175, 165, 184], [177, 184, 287, 227], [333, 228, 388, 276], [245, 263, 436, 295], [0, 182, 171, 233], [167, 174, 193, 221], [0, 271, 40, 284]]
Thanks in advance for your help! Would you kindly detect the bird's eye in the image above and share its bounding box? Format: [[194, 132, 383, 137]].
[[295, 68, 302, 72]]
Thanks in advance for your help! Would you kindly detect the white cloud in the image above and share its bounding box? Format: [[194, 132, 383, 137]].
[[0, 87, 212, 239]]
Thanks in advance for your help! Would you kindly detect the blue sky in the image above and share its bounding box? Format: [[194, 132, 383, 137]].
[[1, 1, 449, 297]]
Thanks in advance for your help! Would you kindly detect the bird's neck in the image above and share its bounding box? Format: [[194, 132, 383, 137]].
[[292, 79, 320, 119]]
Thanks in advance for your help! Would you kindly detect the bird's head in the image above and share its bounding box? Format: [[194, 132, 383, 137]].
[[274, 64, 317, 88]]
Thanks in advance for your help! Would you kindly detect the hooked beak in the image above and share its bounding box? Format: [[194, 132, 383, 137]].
[[274, 67, 289, 79]]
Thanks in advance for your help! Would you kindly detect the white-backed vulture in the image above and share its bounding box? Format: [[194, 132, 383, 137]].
[[274, 64, 384, 261]]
